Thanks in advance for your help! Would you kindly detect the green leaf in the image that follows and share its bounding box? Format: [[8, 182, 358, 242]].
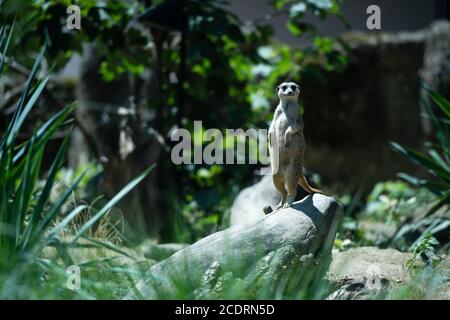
[[8, 77, 50, 146], [421, 82, 450, 119], [0, 20, 14, 75], [428, 149, 450, 172], [425, 190, 450, 218], [48, 205, 88, 238], [35, 170, 86, 240], [13, 135, 39, 245], [397, 172, 447, 194], [19, 134, 73, 250], [390, 141, 450, 183], [13, 105, 73, 164], [2, 44, 46, 149]]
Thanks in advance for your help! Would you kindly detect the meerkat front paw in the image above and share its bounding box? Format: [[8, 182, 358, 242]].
[[282, 203, 292, 208], [284, 128, 291, 146]]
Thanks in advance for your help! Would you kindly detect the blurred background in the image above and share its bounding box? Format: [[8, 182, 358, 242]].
[[1, 0, 449, 263]]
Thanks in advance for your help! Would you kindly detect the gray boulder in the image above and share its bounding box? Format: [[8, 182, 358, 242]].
[[127, 194, 343, 299], [326, 247, 412, 300], [327, 246, 450, 300], [229, 175, 314, 226], [229, 175, 279, 226]]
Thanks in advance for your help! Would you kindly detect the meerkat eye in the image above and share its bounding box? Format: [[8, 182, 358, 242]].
[[281, 85, 288, 91], [290, 85, 297, 91]]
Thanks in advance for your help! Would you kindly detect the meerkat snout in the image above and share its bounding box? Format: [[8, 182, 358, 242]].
[[276, 82, 300, 100]]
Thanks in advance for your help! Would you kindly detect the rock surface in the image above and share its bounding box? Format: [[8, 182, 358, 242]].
[[127, 194, 343, 299], [229, 176, 278, 226], [327, 247, 411, 300], [327, 246, 450, 300], [229, 175, 313, 226], [141, 242, 190, 261]]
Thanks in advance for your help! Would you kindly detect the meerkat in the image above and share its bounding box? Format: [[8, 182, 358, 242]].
[[268, 81, 321, 209]]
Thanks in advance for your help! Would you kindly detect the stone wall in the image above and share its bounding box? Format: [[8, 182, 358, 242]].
[[299, 21, 450, 192]]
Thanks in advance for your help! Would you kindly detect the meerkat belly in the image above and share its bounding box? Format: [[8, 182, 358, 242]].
[[274, 116, 289, 146], [276, 117, 304, 149]]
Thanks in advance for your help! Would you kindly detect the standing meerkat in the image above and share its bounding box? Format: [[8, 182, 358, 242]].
[[268, 81, 321, 209]]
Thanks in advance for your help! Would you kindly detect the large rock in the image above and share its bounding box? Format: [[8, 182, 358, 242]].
[[327, 246, 450, 300], [229, 175, 278, 226], [127, 194, 343, 299], [327, 247, 411, 300], [229, 175, 311, 226]]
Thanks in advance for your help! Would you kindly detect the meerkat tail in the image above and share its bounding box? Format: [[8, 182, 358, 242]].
[[298, 175, 322, 194]]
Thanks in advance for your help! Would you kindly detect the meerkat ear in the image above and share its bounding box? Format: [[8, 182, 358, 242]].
[[276, 86, 280, 92]]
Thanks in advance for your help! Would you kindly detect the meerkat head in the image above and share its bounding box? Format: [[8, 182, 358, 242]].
[[276, 82, 300, 101]]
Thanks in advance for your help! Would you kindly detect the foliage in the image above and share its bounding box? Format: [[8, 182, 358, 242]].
[[389, 85, 450, 250], [389, 265, 449, 300], [393, 233, 448, 300], [1, 0, 350, 240], [0, 21, 153, 298], [177, 0, 347, 238], [2, 0, 448, 301], [0, 0, 148, 79], [390, 84, 450, 217], [333, 180, 440, 250], [406, 232, 441, 275], [364, 180, 434, 224]]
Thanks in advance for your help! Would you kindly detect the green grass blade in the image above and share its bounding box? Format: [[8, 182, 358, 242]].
[[2, 44, 46, 149], [13, 135, 38, 246], [12, 105, 73, 164], [421, 82, 450, 119], [397, 172, 447, 195], [425, 191, 450, 218], [82, 236, 136, 259], [19, 134, 72, 250], [0, 25, 5, 52], [71, 165, 155, 243], [30, 134, 70, 218], [390, 141, 450, 183], [48, 205, 88, 238], [420, 99, 450, 163], [6, 77, 49, 147], [21, 172, 85, 253], [0, 20, 14, 75], [33, 171, 86, 243], [428, 149, 450, 172]]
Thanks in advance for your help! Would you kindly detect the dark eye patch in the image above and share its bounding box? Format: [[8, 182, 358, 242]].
[[290, 85, 297, 91], [281, 85, 288, 91]]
